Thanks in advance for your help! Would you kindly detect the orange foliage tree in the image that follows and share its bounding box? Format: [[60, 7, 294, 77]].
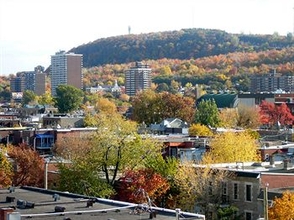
[[8, 144, 44, 187], [268, 191, 294, 219], [115, 169, 169, 205], [259, 101, 294, 128], [132, 90, 195, 125]]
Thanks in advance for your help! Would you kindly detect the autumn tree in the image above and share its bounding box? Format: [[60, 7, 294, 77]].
[[160, 92, 195, 124], [7, 144, 44, 187], [56, 112, 164, 197], [115, 169, 169, 204], [54, 133, 93, 161], [144, 155, 180, 208], [219, 108, 238, 128], [174, 161, 235, 218], [189, 123, 213, 136], [54, 84, 84, 113], [132, 90, 195, 125], [88, 112, 164, 186], [0, 145, 12, 188], [195, 99, 221, 128], [95, 97, 117, 114], [203, 131, 260, 163], [131, 89, 159, 125], [268, 191, 294, 220], [237, 104, 260, 129], [259, 101, 294, 129]]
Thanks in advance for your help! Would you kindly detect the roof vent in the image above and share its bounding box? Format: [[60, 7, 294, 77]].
[[53, 193, 60, 201], [86, 199, 95, 207], [16, 200, 35, 209], [55, 206, 66, 212], [8, 186, 15, 193], [6, 196, 15, 203]]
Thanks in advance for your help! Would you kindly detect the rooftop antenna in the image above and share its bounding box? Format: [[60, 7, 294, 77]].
[[293, 7, 294, 35]]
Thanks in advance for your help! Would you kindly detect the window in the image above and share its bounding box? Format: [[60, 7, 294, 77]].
[[222, 182, 228, 195], [245, 184, 252, 202], [208, 181, 213, 196], [233, 182, 239, 200], [245, 211, 252, 220]]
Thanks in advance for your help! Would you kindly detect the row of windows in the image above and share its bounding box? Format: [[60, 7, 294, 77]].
[[220, 181, 253, 202], [224, 182, 254, 220]]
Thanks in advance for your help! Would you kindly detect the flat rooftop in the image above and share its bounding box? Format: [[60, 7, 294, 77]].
[[0, 186, 204, 220]]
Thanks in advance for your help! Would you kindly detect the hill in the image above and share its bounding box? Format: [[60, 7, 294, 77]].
[[70, 28, 294, 68]]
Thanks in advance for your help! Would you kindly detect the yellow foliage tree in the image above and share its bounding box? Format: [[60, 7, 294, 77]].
[[189, 123, 213, 136], [268, 191, 294, 220], [203, 131, 260, 163], [174, 161, 233, 217], [95, 97, 117, 114], [0, 145, 12, 188]]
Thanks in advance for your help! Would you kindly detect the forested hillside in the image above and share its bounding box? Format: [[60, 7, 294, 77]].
[[70, 28, 294, 68]]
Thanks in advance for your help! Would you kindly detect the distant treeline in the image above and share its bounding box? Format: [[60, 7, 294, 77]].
[[70, 28, 294, 68]]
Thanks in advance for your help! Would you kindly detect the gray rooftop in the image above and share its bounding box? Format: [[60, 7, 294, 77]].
[[0, 186, 205, 220]]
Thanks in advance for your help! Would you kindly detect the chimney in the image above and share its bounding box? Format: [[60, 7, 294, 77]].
[[0, 208, 14, 220], [269, 155, 275, 167], [283, 159, 292, 170]]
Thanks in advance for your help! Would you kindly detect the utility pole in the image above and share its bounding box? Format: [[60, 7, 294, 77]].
[[264, 183, 269, 220]]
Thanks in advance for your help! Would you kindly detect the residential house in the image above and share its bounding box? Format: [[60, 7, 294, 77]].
[[42, 114, 84, 129], [149, 118, 189, 135], [205, 159, 294, 220]]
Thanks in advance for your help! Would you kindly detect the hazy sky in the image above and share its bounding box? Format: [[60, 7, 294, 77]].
[[1, 0, 294, 75]]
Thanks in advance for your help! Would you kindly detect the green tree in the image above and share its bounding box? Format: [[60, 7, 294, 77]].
[[57, 163, 114, 197], [195, 99, 220, 127], [22, 90, 37, 105], [54, 85, 84, 113]]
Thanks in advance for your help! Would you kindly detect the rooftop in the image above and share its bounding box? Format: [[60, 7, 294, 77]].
[[0, 186, 205, 220]]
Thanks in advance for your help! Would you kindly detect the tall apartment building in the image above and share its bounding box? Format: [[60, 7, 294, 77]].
[[50, 51, 83, 96], [125, 61, 151, 96], [250, 71, 294, 93], [10, 65, 46, 96]]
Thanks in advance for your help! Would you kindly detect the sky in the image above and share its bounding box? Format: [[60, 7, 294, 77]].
[[1, 0, 294, 76]]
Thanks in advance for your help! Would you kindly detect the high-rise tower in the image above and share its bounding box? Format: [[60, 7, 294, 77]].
[[125, 62, 151, 97], [50, 51, 83, 96]]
